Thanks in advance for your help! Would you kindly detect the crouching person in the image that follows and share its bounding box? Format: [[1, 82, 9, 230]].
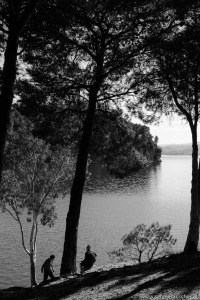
[[80, 245, 97, 274], [41, 254, 55, 283]]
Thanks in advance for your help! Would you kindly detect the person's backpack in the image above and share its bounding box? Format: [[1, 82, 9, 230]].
[[90, 251, 96, 263], [87, 251, 96, 264]]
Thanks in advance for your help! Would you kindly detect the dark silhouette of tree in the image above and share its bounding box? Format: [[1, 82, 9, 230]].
[[127, 1, 200, 251], [0, 0, 41, 182], [0, 110, 74, 286], [16, 0, 177, 275]]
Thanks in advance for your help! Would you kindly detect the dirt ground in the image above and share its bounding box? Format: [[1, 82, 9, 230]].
[[1, 252, 200, 300]]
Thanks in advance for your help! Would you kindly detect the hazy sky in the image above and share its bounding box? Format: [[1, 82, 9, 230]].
[[133, 116, 198, 146], [150, 120, 191, 145]]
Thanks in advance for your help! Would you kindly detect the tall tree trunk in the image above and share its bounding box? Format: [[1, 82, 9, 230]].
[[198, 158, 200, 216], [29, 221, 37, 286], [29, 252, 37, 287], [60, 88, 97, 275], [184, 127, 199, 252], [0, 33, 18, 179], [0, 0, 40, 182]]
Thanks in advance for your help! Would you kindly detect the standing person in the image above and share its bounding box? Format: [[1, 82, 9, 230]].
[[80, 245, 97, 274], [41, 255, 55, 283]]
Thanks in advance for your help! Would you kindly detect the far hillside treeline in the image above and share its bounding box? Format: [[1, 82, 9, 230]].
[[161, 143, 200, 156], [13, 107, 161, 178]]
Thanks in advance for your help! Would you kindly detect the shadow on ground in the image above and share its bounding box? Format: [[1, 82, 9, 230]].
[[1, 252, 200, 300]]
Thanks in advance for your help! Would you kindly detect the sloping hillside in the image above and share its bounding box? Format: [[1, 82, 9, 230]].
[[1, 252, 200, 300]]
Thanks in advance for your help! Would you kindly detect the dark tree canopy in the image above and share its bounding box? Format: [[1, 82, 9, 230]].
[[2, 0, 196, 278], [14, 0, 179, 274], [126, 0, 200, 251], [0, 0, 41, 181]]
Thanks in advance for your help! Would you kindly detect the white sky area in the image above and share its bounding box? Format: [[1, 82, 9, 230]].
[[132, 115, 196, 146]]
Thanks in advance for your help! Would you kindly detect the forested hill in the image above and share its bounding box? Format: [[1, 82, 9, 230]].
[[161, 143, 200, 155], [90, 113, 162, 177], [12, 109, 161, 178]]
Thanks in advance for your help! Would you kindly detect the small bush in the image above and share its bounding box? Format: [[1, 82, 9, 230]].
[[108, 222, 177, 264]]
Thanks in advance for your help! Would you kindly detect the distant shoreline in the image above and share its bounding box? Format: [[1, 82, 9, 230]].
[[161, 153, 193, 156], [161, 154, 192, 156], [160, 142, 200, 156]]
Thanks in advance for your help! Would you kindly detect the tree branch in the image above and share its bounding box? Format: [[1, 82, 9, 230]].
[[166, 74, 192, 124], [7, 0, 16, 19], [97, 87, 134, 102], [17, 0, 41, 36], [38, 159, 65, 209], [4, 207, 18, 221], [62, 33, 97, 62], [194, 67, 198, 127], [12, 203, 30, 255]]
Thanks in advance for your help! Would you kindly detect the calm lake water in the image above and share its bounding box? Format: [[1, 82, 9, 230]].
[[0, 155, 193, 289]]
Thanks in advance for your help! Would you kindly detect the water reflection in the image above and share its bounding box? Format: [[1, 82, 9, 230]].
[[0, 156, 192, 289], [86, 162, 161, 195]]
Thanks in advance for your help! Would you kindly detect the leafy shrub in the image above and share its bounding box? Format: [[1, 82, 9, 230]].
[[108, 223, 177, 264]]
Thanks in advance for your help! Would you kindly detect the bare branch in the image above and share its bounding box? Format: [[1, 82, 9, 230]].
[[97, 87, 134, 102], [38, 159, 66, 209], [166, 74, 192, 124], [12, 203, 30, 255], [17, 0, 41, 36], [62, 33, 97, 62], [4, 207, 18, 221]]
